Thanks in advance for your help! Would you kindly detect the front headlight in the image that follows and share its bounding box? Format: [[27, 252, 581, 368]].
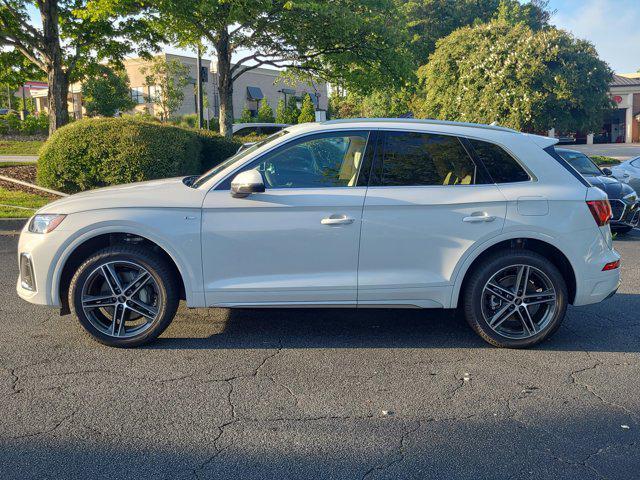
[[28, 214, 66, 234], [623, 192, 638, 204]]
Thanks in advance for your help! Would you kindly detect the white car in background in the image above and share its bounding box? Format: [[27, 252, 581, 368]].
[[611, 156, 640, 194], [17, 119, 620, 349]]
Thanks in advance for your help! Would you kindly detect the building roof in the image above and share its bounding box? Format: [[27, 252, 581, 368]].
[[611, 74, 640, 87]]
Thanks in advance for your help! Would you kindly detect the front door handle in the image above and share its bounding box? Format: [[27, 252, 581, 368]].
[[321, 214, 355, 226], [463, 212, 496, 223]]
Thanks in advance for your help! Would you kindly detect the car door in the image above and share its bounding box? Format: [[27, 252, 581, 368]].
[[201, 130, 373, 307], [357, 130, 507, 308]]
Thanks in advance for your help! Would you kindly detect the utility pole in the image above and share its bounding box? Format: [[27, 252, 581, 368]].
[[196, 45, 204, 129], [7, 85, 12, 110]]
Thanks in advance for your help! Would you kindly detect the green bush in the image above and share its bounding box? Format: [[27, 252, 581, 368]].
[[196, 129, 242, 171], [19, 113, 48, 135], [37, 118, 202, 193]]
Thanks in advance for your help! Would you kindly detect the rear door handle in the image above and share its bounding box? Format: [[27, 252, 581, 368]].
[[321, 214, 355, 225], [463, 212, 496, 223]]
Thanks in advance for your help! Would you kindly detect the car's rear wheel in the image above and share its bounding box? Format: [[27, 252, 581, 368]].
[[463, 250, 568, 348], [69, 246, 179, 347]]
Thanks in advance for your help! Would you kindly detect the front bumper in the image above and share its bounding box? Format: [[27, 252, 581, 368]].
[[16, 224, 69, 307], [610, 200, 639, 228]]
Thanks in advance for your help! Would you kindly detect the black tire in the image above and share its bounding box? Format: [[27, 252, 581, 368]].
[[462, 249, 568, 348], [69, 245, 179, 347], [612, 225, 633, 235]]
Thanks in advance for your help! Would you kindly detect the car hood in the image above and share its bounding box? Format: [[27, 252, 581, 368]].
[[39, 177, 207, 215], [584, 174, 633, 199]]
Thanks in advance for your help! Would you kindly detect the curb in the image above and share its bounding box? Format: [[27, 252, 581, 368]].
[[0, 218, 27, 235]]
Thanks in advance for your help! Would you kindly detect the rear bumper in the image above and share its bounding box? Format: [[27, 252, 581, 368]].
[[573, 267, 621, 306]]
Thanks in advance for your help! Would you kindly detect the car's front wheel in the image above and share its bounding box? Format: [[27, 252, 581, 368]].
[[463, 250, 568, 348], [69, 245, 179, 347]]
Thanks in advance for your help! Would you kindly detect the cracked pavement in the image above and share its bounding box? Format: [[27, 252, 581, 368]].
[[1, 232, 639, 479]]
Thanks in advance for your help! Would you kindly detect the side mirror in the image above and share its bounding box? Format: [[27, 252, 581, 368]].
[[601, 167, 613, 176], [230, 170, 265, 198]]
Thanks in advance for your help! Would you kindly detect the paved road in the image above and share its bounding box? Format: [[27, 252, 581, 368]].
[[1, 231, 639, 479], [0, 155, 38, 163], [568, 143, 640, 161]]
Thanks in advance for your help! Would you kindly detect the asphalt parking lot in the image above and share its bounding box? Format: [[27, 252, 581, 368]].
[[1, 230, 639, 480]]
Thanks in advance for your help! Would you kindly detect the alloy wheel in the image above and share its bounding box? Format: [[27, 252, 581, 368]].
[[80, 260, 161, 339], [481, 264, 557, 340]]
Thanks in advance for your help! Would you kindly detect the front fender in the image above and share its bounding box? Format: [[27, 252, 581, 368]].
[[48, 209, 204, 308]]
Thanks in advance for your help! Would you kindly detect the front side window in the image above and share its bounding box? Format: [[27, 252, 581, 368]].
[[244, 132, 369, 189], [468, 139, 530, 183], [379, 131, 477, 186]]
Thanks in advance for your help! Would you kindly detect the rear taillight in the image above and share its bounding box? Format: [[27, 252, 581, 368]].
[[587, 200, 612, 226], [602, 259, 620, 271]]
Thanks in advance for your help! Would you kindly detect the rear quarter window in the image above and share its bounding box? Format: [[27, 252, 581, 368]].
[[468, 139, 530, 183]]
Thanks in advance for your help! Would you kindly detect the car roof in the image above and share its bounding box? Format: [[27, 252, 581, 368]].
[[283, 118, 558, 148]]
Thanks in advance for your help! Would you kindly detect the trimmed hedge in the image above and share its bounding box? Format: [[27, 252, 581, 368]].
[[37, 118, 238, 193], [197, 129, 242, 172]]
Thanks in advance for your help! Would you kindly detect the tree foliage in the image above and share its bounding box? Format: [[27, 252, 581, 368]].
[[410, 20, 613, 133], [84, 0, 412, 137], [257, 100, 275, 123], [82, 65, 135, 117], [275, 99, 287, 124], [0, 0, 160, 133], [400, 0, 550, 66], [329, 89, 411, 119], [141, 57, 190, 122], [298, 94, 315, 123]]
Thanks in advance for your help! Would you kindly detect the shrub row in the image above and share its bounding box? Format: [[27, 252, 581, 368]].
[[37, 117, 240, 194], [0, 112, 49, 136]]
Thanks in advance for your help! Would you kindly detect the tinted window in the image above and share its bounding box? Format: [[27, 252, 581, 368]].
[[380, 131, 477, 186], [234, 127, 257, 136], [227, 132, 369, 189], [468, 139, 530, 183], [260, 126, 283, 135]]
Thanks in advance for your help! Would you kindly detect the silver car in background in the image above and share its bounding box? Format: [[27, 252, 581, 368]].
[[612, 156, 640, 193]]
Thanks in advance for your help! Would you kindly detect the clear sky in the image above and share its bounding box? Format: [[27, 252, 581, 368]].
[[548, 0, 639, 73], [25, 0, 639, 74]]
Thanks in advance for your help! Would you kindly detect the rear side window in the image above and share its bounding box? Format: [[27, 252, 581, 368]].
[[468, 139, 530, 183], [378, 131, 478, 186]]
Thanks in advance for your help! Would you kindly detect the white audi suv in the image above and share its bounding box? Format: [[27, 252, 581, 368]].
[[16, 119, 621, 348]]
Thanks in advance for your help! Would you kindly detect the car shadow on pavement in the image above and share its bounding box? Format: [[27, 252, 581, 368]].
[[147, 293, 640, 353]]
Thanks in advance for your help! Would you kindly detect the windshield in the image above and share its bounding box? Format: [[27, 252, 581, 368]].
[[557, 150, 601, 176], [192, 130, 288, 188]]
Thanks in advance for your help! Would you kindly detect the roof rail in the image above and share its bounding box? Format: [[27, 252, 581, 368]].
[[321, 117, 518, 133]]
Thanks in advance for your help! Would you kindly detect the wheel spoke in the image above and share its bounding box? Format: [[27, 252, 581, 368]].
[[123, 271, 150, 297], [127, 298, 158, 319], [515, 265, 530, 296], [516, 306, 537, 335], [82, 294, 116, 308], [485, 283, 513, 302], [488, 303, 514, 328], [110, 303, 127, 337], [102, 264, 123, 295]]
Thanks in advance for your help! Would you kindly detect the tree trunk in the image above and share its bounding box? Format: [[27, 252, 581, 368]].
[[216, 30, 234, 139], [46, 63, 69, 133], [40, 0, 69, 134]]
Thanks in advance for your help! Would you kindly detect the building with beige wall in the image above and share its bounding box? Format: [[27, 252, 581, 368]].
[[123, 53, 328, 121], [28, 52, 328, 122]]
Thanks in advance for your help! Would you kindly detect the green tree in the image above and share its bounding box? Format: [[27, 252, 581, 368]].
[[411, 20, 613, 133], [0, 1, 159, 134], [275, 99, 287, 124], [239, 106, 253, 123], [141, 57, 190, 122], [298, 94, 315, 123], [257, 100, 275, 123], [82, 65, 135, 117], [285, 96, 301, 124], [0, 50, 43, 110], [86, 0, 412, 138]]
